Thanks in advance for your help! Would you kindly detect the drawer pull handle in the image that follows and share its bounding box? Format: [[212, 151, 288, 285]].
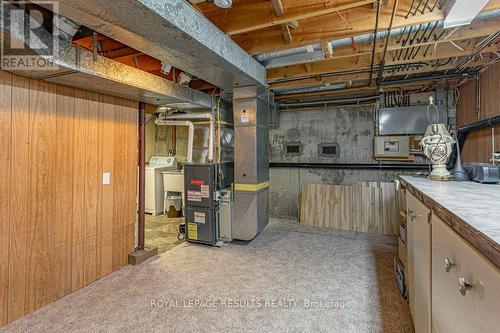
[[444, 257, 455, 273], [458, 277, 472, 296]]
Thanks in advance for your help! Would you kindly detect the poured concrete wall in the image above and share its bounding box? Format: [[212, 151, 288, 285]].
[[269, 106, 419, 219]]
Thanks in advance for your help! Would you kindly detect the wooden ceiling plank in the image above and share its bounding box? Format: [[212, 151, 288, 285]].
[[233, 0, 500, 54], [267, 43, 499, 80], [225, 0, 377, 35], [324, 19, 500, 61], [269, 56, 493, 90]]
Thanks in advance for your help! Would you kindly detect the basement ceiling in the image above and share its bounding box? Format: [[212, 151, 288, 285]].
[[192, 0, 500, 102]]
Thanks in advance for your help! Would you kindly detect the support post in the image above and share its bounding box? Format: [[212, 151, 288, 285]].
[[138, 102, 146, 250], [232, 86, 272, 241], [129, 102, 158, 265]]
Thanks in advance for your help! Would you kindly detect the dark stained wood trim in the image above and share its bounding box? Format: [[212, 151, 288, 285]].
[[400, 177, 500, 269]]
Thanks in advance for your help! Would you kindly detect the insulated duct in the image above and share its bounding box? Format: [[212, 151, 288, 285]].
[[257, 9, 500, 69], [49, 0, 266, 90], [232, 86, 272, 241], [0, 2, 213, 108]]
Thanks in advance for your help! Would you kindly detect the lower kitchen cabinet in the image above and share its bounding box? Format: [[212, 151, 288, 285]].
[[431, 214, 500, 333], [406, 192, 432, 333]]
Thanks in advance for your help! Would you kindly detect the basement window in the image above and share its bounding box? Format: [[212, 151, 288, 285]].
[[318, 143, 339, 157], [285, 142, 302, 155]]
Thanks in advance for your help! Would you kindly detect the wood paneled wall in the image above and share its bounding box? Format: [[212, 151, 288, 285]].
[[457, 62, 500, 162], [300, 182, 398, 236], [0, 71, 138, 327]]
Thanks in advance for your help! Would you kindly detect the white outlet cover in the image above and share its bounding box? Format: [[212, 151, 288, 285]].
[[103, 172, 111, 185]]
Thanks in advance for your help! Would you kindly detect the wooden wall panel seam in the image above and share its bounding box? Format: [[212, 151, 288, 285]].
[[0, 71, 13, 327], [8, 74, 30, 322]]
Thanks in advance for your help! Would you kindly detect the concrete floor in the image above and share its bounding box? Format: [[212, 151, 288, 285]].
[[145, 214, 184, 254], [1, 219, 413, 333]]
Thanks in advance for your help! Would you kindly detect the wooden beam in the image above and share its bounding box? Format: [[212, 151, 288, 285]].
[[269, 56, 493, 90], [232, 0, 500, 54], [324, 18, 500, 61], [281, 24, 293, 44], [275, 85, 378, 101], [224, 0, 376, 35], [267, 43, 499, 80], [271, 0, 284, 17]]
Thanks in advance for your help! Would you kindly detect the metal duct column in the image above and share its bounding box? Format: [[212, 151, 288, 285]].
[[232, 86, 271, 241]]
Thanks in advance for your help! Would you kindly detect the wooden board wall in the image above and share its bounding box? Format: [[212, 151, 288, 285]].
[[0, 71, 138, 327], [457, 62, 500, 162], [300, 182, 398, 236]]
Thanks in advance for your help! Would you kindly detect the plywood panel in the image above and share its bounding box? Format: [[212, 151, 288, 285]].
[[26, 80, 57, 313], [8, 74, 30, 322], [0, 71, 12, 327], [300, 182, 397, 236], [84, 91, 100, 285], [352, 182, 362, 232], [457, 62, 500, 163], [99, 95, 115, 278], [71, 89, 88, 292], [53, 85, 75, 299], [0, 71, 138, 328]]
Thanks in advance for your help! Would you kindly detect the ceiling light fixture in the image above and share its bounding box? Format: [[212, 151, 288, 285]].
[[214, 0, 232, 9], [443, 0, 490, 29]]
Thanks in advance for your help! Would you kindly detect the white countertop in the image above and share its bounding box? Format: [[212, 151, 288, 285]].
[[400, 176, 500, 246]]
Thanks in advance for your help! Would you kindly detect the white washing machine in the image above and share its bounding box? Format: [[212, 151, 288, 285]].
[[145, 156, 177, 215]]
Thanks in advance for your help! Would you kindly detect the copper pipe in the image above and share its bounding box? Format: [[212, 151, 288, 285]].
[[137, 102, 146, 251]]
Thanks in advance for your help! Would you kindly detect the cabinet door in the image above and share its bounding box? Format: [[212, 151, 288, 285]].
[[406, 192, 431, 333], [432, 214, 500, 333]]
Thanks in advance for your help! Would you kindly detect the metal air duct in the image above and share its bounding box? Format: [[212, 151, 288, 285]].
[[0, 2, 212, 108]]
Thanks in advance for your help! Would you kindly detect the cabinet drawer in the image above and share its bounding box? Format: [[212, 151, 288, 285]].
[[432, 214, 500, 333]]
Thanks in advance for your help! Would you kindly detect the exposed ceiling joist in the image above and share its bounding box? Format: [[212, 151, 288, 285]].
[[268, 43, 499, 80], [270, 56, 494, 91], [223, 0, 377, 35], [275, 85, 377, 101], [231, 0, 500, 55], [326, 19, 500, 61], [234, 0, 443, 54]]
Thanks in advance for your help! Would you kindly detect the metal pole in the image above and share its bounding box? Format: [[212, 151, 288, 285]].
[[137, 102, 146, 251]]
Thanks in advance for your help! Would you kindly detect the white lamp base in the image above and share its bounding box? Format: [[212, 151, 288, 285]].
[[428, 164, 453, 181]]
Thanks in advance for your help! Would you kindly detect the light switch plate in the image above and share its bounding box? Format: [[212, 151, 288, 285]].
[[103, 172, 111, 185]]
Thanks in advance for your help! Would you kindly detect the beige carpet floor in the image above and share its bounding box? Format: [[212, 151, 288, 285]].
[[1, 219, 413, 333]]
